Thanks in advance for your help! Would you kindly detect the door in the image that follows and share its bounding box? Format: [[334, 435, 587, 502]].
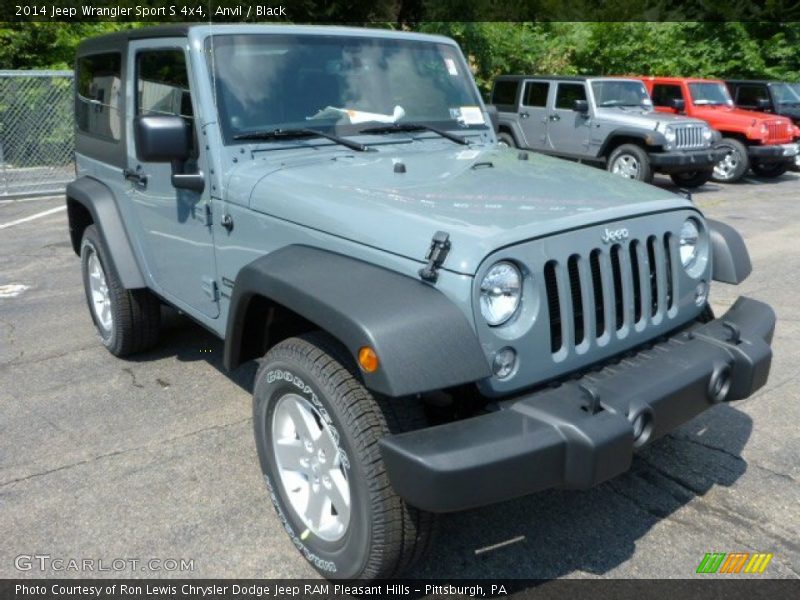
[[518, 80, 550, 149], [546, 82, 590, 155], [125, 40, 219, 318]]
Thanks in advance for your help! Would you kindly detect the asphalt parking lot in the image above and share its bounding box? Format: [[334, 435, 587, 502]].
[[1, 172, 798, 580]]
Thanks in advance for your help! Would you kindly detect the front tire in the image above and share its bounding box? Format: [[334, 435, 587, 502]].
[[751, 161, 788, 178], [497, 131, 516, 148], [253, 332, 434, 580], [80, 225, 160, 357], [670, 169, 713, 188], [607, 144, 653, 183], [711, 138, 749, 183]]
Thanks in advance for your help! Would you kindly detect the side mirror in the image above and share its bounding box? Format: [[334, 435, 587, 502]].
[[671, 98, 685, 112], [756, 98, 771, 110], [485, 105, 500, 133], [133, 115, 204, 193], [573, 99, 589, 113]]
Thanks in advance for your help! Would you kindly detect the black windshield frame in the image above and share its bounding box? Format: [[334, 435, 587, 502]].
[[204, 33, 487, 145]]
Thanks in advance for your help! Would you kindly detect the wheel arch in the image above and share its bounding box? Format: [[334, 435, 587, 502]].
[[66, 177, 146, 289], [224, 246, 492, 397], [599, 129, 660, 160]]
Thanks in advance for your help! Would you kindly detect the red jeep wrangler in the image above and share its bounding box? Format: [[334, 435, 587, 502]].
[[639, 76, 798, 182]]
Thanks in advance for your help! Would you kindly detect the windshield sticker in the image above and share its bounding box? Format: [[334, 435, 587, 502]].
[[308, 105, 405, 124], [458, 106, 485, 125], [444, 57, 459, 76]]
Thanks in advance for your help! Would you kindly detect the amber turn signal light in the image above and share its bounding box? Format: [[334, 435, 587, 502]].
[[358, 346, 379, 373]]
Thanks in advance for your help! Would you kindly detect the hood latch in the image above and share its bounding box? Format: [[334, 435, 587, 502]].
[[419, 231, 451, 283]]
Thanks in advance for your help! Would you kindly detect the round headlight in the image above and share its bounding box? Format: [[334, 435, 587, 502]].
[[702, 126, 713, 141], [679, 219, 700, 268], [480, 261, 522, 326], [664, 126, 676, 144]]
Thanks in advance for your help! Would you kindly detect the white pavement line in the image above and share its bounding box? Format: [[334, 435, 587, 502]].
[[0, 195, 65, 205], [0, 205, 66, 230], [0, 284, 30, 298]]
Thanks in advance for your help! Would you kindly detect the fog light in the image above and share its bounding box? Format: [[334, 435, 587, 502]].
[[694, 280, 708, 306], [492, 347, 517, 379]]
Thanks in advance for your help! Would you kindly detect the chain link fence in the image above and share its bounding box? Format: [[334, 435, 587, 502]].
[[0, 70, 74, 199]]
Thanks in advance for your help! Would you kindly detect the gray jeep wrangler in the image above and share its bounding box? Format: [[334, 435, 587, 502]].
[[67, 25, 775, 580], [492, 75, 726, 187]]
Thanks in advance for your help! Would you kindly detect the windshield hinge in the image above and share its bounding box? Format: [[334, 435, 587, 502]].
[[419, 231, 451, 283]]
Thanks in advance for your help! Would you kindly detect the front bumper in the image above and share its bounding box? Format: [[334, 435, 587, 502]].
[[380, 297, 775, 513], [748, 143, 798, 164], [649, 147, 727, 173]]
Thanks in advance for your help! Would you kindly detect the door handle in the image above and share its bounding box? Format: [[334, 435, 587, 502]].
[[548, 114, 561, 121], [123, 168, 148, 188], [520, 112, 530, 119]]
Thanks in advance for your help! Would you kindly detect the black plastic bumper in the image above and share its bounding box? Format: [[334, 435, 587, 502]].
[[648, 148, 727, 173], [379, 297, 775, 513], [748, 143, 798, 164]]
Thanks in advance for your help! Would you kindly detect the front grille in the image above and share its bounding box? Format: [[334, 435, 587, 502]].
[[674, 126, 705, 149], [544, 234, 676, 355], [767, 121, 790, 143]]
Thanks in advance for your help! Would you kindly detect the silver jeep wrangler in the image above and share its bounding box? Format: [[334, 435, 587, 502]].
[[67, 25, 774, 580], [492, 75, 726, 187]]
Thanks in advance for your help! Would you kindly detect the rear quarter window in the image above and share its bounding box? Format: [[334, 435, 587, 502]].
[[492, 80, 519, 110], [76, 53, 122, 141]]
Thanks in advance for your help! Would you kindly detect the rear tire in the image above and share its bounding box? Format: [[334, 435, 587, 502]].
[[607, 144, 653, 183], [253, 332, 434, 580], [670, 170, 712, 188], [497, 131, 516, 148], [751, 161, 788, 178], [80, 225, 160, 357], [711, 138, 749, 183]]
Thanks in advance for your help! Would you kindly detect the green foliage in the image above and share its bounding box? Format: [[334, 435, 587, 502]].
[[1, 21, 798, 95]]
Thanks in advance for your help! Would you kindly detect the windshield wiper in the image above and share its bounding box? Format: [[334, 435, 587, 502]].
[[359, 122, 470, 146], [232, 128, 371, 152]]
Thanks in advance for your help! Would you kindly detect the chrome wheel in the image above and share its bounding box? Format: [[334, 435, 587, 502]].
[[87, 250, 112, 332], [271, 393, 350, 542], [611, 154, 640, 179], [713, 146, 741, 181]]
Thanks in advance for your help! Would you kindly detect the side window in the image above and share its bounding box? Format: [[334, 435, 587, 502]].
[[76, 53, 122, 140], [736, 85, 769, 108], [136, 49, 195, 154], [651, 84, 683, 107], [555, 83, 586, 109], [523, 81, 549, 107], [491, 80, 520, 110]]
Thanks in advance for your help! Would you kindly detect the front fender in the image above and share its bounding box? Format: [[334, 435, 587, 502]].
[[708, 219, 752, 284], [224, 246, 492, 397]]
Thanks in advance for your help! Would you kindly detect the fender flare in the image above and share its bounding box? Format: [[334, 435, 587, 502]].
[[66, 177, 146, 289], [496, 118, 526, 147], [707, 218, 752, 284], [224, 246, 492, 397], [599, 128, 666, 158]]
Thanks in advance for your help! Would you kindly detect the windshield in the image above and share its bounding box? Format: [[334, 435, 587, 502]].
[[205, 34, 486, 143], [771, 83, 800, 105], [688, 82, 733, 106], [592, 80, 652, 108]]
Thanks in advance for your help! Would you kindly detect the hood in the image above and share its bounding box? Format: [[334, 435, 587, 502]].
[[595, 107, 706, 129], [235, 142, 692, 275], [692, 104, 789, 123]]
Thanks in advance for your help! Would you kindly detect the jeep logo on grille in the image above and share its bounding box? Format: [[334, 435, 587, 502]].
[[601, 227, 629, 243]]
